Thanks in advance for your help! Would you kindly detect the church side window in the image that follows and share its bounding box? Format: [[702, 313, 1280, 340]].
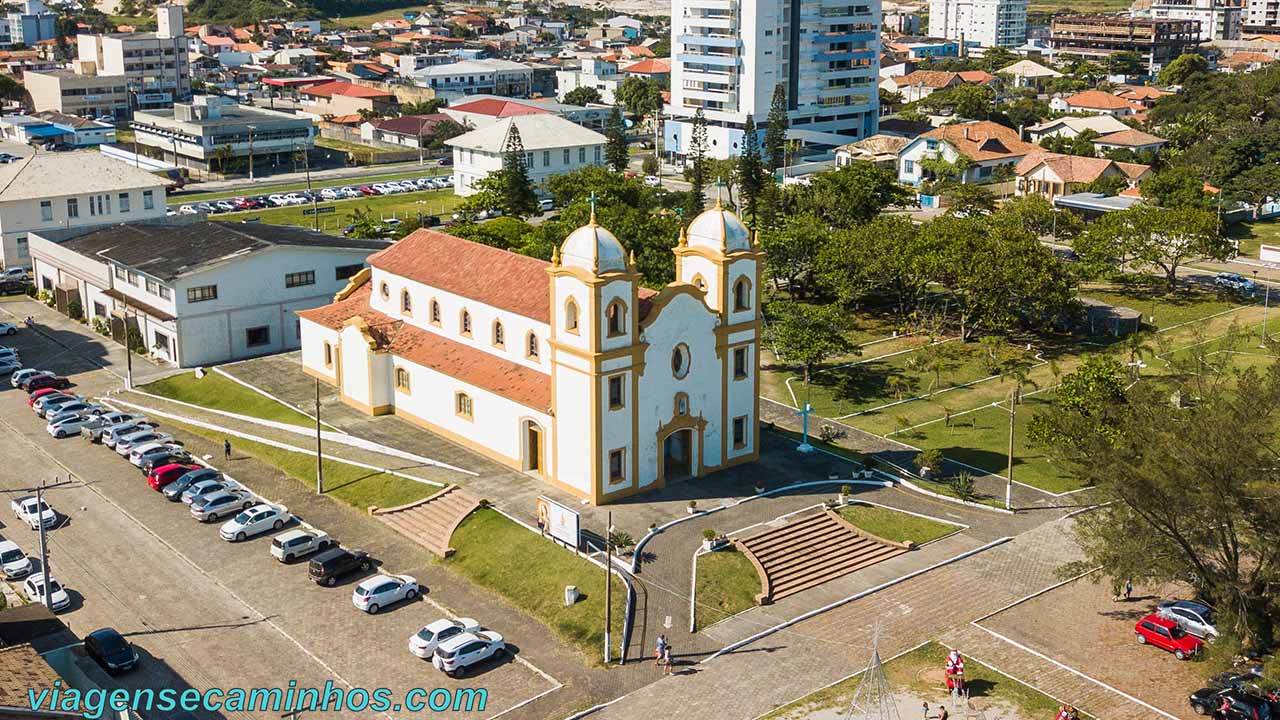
[[394, 367, 411, 393], [733, 277, 752, 312], [733, 347, 748, 379], [565, 298, 580, 334], [401, 289, 412, 315], [460, 309, 472, 336], [527, 332, 539, 359], [691, 274, 707, 292], [733, 416, 748, 449], [671, 344, 690, 379], [493, 320, 505, 347], [606, 300, 626, 338], [608, 448, 625, 481], [430, 299, 441, 325], [455, 391, 473, 420]]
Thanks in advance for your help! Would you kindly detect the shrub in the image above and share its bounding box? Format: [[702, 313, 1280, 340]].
[[702, 528, 717, 542], [840, 484, 852, 496], [126, 326, 145, 354], [66, 300, 83, 322], [91, 317, 110, 336], [916, 448, 943, 473], [608, 529, 635, 552], [641, 154, 659, 176], [950, 472, 978, 502]]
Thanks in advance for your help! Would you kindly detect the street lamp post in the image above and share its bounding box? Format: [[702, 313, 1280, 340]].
[[36, 478, 51, 610], [247, 125, 256, 180]]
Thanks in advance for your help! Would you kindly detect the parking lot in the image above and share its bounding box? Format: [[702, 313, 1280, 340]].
[[0, 317, 564, 719], [172, 175, 455, 216]]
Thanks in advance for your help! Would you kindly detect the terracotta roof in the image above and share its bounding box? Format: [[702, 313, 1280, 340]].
[[621, 58, 670, 75], [326, 114, 364, 125], [368, 229, 552, 322], [448, 97, 551, 117], [301, 80, 394, 98], [233, 42, 262, 52], [1093, 128, 1167, 146], [1221, 51, 1277, 67], [1115, 85, 1174, 99], [919, 121, 1039, 161], [1120, 185, 1142, 197], [624, 45, 655, 57], [896, 70, 958, 89], [370, 113, 451, 135], [957, 70, 996, 85], [1115, 161, 1152, 180], [1016, 151, 1150, 183], [1064, 90, 1135, 110], [203, 35, 234, 46], [297, 281, 382, 329], [0, 645, 63, 710]]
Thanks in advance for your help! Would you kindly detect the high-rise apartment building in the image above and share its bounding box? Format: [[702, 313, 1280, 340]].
[[665, 0, 880, 160], [1049, 16, 1200, 73], [1244, 0, 1279, 32], [77, 5, 191, 113], [928, 0, 1028, 47], [1147, 0, 1242, 41]]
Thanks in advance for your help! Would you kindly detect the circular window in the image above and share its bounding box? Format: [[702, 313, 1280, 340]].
[[671, 343, 690, 379], [380, 282, 389, 299]]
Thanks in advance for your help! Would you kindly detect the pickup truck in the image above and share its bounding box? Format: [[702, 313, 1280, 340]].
[[271, 528, 333, 563], [11, 496, 56, 530]]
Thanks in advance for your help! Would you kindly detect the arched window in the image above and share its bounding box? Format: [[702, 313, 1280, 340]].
[[379, 281, 389, 299], [606, 300, 626, 338], [460, 309, 472, 336], [527, 331, 539, 359], [733, 277, 752, 312], [401, 289, 412, 314], [671, 343, 690, 379], [673, 392, 689, 416], [691, 274, 707, 292], [493, 320, 505, 347], [394, 367, 411, 392], [430, 299, 440, 325], [565, 298, 580, 334]]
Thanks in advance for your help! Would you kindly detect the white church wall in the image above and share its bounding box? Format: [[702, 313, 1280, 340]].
[[299, 318, 338, 383]]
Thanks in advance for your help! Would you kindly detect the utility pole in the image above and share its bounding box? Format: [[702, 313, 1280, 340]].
[[37, 478, 51, 610], [247, 125, 256, 180], [314, 378, 324, 494], [122, 298, 134, 390], [1005, 386, 1018, 512], [604, 510, 612, 665], [1261, 267, 1273, 348], [303, 141, 318, 231]]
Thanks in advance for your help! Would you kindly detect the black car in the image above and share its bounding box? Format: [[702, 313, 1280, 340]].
[[162, 468, 220, 502], [308, 547, 371, 586], [140, 450, 194, 474], [83, 628, 139, 675], [1192, 688, 1275, 719]]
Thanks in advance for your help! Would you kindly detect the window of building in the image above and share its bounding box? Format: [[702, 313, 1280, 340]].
[[904, 159, 915, 174], [542, 150, 550, 167], [493, 320, 504, 347], [400, 289, 412, 314], [114, 265, 127, 282], [245, 326, 270, 348], [66, 198, 78, 218], [608, 448, 625, 481], [41, 277, 51, 291], [145, 278, 159, 294], [460, 309, 472, 336], [394, 367, 411, 392], [430, 299, 441, 325], [39, 200, 52, 222], [671, 343, 690, 379], [565, 298, 579, 334], [380, 282, 389, 299], [674, 392, 689, 416], [526, 332, 539, 359], [157, 285, 171, 300], [143, 190, 154, 210], [118, 192, 131, 213], [594, 146, 601, 164], [691, 274, 706, 291], [733, 277, 752, 311], [606, 300, 626, 337], [187, 284, 217, 303], [153, 330, 168, 354], [15, 235, 26, 257], [93, 301, 106, 317], [608, 374, 625, 409], [323, 342, 333, 368], [578, 147, 586, 163], [284, 270, 315, 288], [734, 347, 749, 379], [563, 148, 570, 164], [335, 263, 363, 281], [732, 415, 748, 449], [127, 272, 140, 286], [455, 391, 473, 419]]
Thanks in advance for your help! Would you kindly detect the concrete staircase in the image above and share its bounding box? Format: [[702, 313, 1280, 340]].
[[737, 509, 910, 604], [370, 485, 481, 558]]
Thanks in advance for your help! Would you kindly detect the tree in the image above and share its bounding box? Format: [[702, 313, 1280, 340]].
[[764, 83, 789, 172], [1158, 53, 1210, 86], [641, 154, 659, 176], [943, 183, 996, 216], [764, 301, 855, 385], [428, 118, 468, 150], [604, 105, 629, 172], [762, 213, 829, 299], [818, 215, 936, 319], [344, 207, 383, 239], [1027, 354, 1127, 451], [1081, 174, 1129, 197], [1074, 204, 1229, 290], [1140, 166, 1212, 210], [615, 76, 662, 121], [992, 194, 1082, 240], [563, 86, 602, 106], [469, 124, 541, 219], [1226, 163, 1280, 219], [1043, 353, 1280, 649], [789, 160, 912, 229], [1000, 98, 1049, 130], [736, 115, 767, 227], [1039, 129, 1100, 158], [686, 108, 709, 216], [1107, 50, 1145, 78], [399, 98, 444, 115]]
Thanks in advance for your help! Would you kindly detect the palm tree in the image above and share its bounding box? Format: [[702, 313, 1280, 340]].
[[1122, 331, 1155, 381], [997, 354, 1038, 511]]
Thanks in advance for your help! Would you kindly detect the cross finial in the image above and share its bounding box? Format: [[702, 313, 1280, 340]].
[[714, 177, 723, 209], [588, 191, 598, 225]]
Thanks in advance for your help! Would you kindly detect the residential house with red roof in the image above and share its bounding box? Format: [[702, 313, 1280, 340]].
[[1050, 89, 1143, 117], [897, 120, 1042, 186], [299, 80, 397, 117], [1015, 151, 1152, 200]]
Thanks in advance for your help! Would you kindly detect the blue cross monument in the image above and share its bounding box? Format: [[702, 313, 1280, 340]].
[[796, 402, 815, 453]]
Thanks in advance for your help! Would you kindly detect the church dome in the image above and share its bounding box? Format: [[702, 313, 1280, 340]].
[[686, 204, 752, 254], [560, 218, 628, 274]]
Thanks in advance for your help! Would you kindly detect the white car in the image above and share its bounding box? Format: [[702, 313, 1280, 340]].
[[215, 200, 236, 212], [47, 412, 104, 438], [130, 442, 186, 467], [32, 393, 77, 415], [283, 193, 306, 205], [0, 322, 17, 335], [267, 194, 288, 206], [432, 631, 505, 677], [0, 267, 28, 280], [219, 504, 292, 542], [178, 204, 199, 215], [38, 398, 92, 419], [409, 617, 480, 659], [11, 368, 50, 388], [320, 188, 339, 200], [10, 496, 56, 530], [1156, 600, 1218, 640], [23, 572, 70, 612], [340, 187, 360, 198], [182, 478, 239, 505], [190, 488, 253, 522], [643, 175, 662, 187], [45, 403, 102, 425], [0, 539, 32, 578], [351, 574, 419, 614], [102, 420, 157, 448], [270, 528, 331, 562], [114, 431, 172, 455]]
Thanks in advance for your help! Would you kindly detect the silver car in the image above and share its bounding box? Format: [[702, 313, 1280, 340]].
[[190, 488, 253, 522]]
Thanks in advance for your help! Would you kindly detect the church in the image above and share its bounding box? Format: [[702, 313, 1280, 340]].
[[296, 202, 763, 505]]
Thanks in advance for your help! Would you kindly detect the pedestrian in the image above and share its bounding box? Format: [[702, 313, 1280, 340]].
[[936, 706, 948, 720], [223, 439, 232, 460], [655, 634, 667, 665], [921, 701, 929, 720], [662, 644, 673, 675], [1124, 578, 1133, 601]]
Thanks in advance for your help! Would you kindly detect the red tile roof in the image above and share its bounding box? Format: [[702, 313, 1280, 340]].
[[1093, 128, 1167, 147], [301, 80, 394, 98], [1064, 90, 1136, 111], [370, 113, 452, 135], [957, 70, 996, 85], [368, 229, 552, 322], [920, 121, 1040, 161], [449, 97, 551, 117], [622, 58, 671, 75]]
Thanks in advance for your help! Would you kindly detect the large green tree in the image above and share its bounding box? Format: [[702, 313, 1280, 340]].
[[1158, 53, 1210, 86], [686, 108, 709, 216], [764, 300, 855, 385], [615, 76, 663, 121], [1073, 204, 1229, 290], [787, 160, 911, 229], [761, 212, 829, 300], [604, 105, 629, 172], [763, 83, 789, 172], [563, 86, 602, 106], [818, 215, 937, 320], [735, 115, 767, 227]]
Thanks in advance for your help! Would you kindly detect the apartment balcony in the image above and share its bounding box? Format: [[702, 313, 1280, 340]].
[[682, 0, 734, 10], [678, 33, 740, 48], [681, 68, 737, 84], [677, 52, 739, 68], [812, 48, 876, 62], [812, 30, 878, 42], [683, 14, 734, 29], [681, 87, 737, 104]]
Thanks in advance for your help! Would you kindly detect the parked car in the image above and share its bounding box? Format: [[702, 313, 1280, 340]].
[[432, 631, 505, 677], [102, 420, 158, 448], [10, 495, 56, 530], [196, 202, 216, 214], [219, 504, 291, 542], [409, 617, 480, 659], [28, 389, 68, 409], [24, 375, 71, 393], [1157, 600, 1218, 640], [1135, 614, 1202, 660], [47, 413, 103, 438], [190, 488, 254, 523], [359, 185, 377, 196], [538, 198, 554, 211], [11, 368, 51, 388], [0, 280, 28, 295], [320, 188, 339, 200], [0, 539, 32, 578], [178, 204, 199, 215], [214, 200, 235, 213], [181, 478, 238, 505], [43, 402, 98, 424], [147, 463, 202, 491], [80, 414, 148, 443], [1214, 273, 1257, 294], [22, 572, 69, 612], [141, 449, 195, 474], [0, 321, 17, 335], [643, 175, 662, 188], [83, 627, 139, 675], [1189, 669, 1267, 716], [128, 440, 182, 466], [308, 547, 371, 586], [37, 396, 87, 419], [270, 528, 331, 562], [0, 356, 22, 375], [351, 574, 419, 614], [0, 346, 20, 359], [163, 468, 220, 502], [114, 431, 172, 455], [1191, 688, 1275, 720], [0, 267, 27, 281]]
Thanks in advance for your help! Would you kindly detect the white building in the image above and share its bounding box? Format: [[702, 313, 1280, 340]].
[[897, 120, 1039, 185], [665, 0, 881, 160], [76, 5, 191, 111], [297, 206, 763, 505], [129, 96, 315, 175], [409, 59, 535, 100], [446, 114, 607, 197], [928, 0, 1028, 47], [28, 220, 389, 367], [556, 57, 623, 104], [1146, 0, 1242, 41], [1245, 0, 1280, 31], [0, 151, 167, 270]]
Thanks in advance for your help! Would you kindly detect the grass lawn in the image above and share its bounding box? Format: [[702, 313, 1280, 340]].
[[142, 372, 315, 427], [446, 508, 626, 666], [836, 503, 958, 545], [315, 137, 411, 164], [764, 641, 1062, 720], [322, 6, 427, 29], [163, 419, 436, 509], [695, 547, 761, 628], [1078, 283, 1245, 331], [1227, 219, 1280, 259], [213, 189, 461, 235], [908, 473, 1007, 509], [174, 168, 448, 204], [900, 393, 1085, 495]]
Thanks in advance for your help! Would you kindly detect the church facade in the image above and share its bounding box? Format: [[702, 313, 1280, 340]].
[[296, 204, 763, 505]]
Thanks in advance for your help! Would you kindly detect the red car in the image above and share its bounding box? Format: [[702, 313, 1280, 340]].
[[147, 463, 202, 491], [28, 387, 62, 407], [1135, 614, 1202, 659], [359, 185, 378, 195], [23, 374, 70, 392]]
